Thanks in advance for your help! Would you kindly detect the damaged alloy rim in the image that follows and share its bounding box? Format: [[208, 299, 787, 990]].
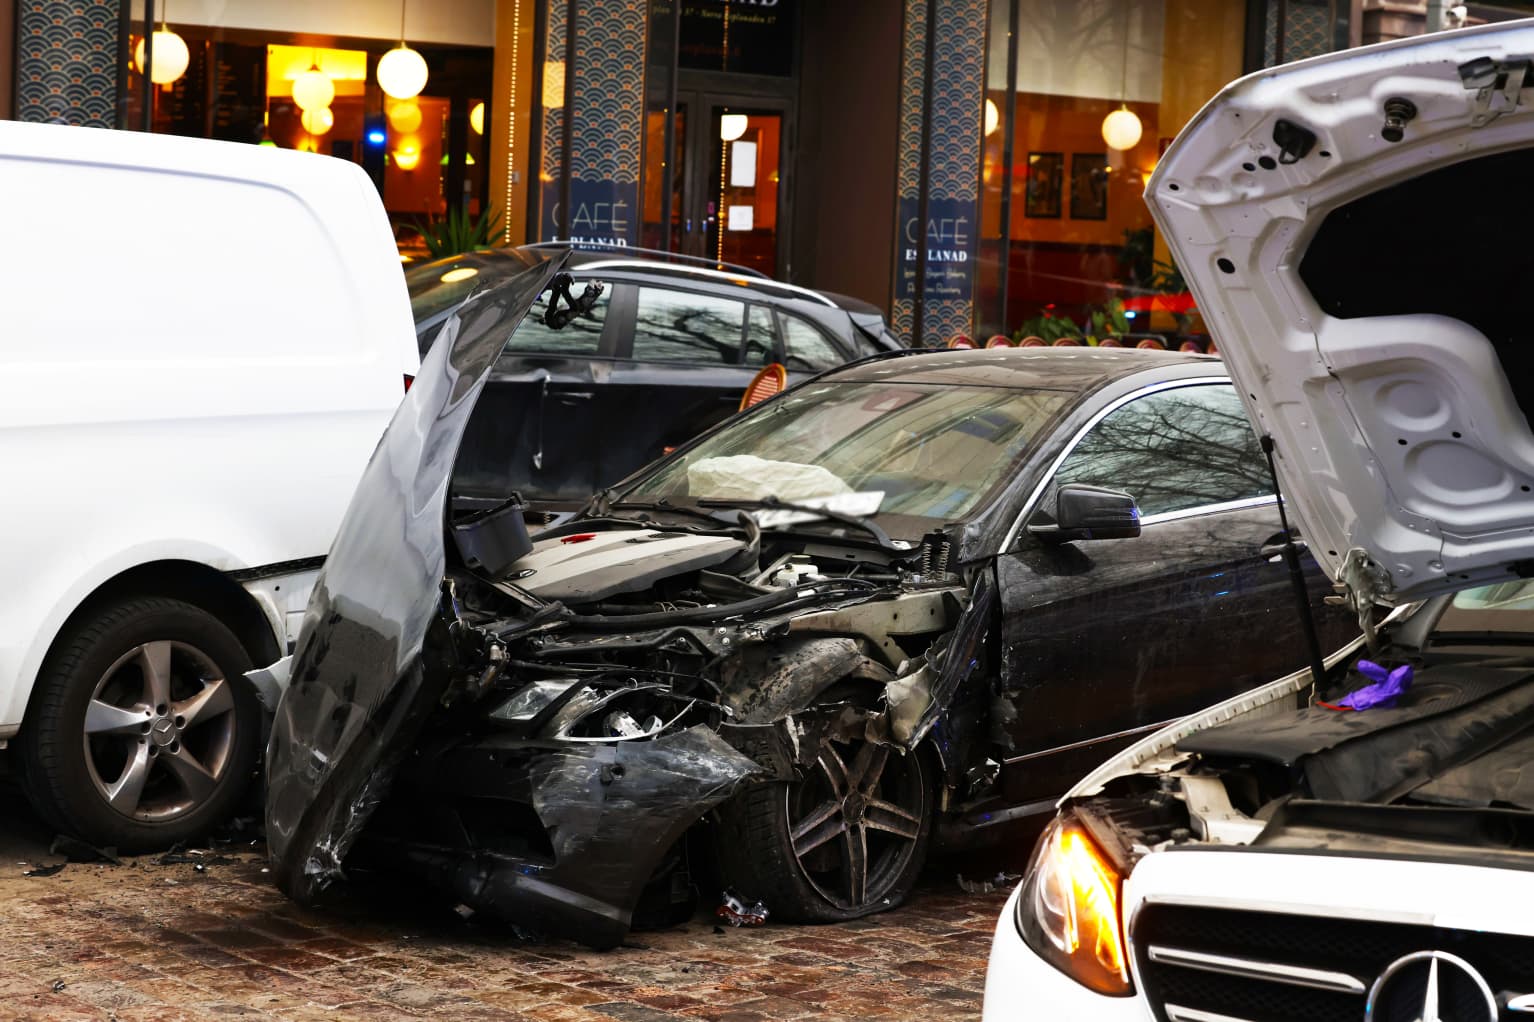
[[788, 739, 927, 911], [83, 640, 236, 822]]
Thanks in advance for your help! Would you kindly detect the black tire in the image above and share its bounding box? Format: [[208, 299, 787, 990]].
[[715, 730, 934, 923], [16, 596, 258, 853]]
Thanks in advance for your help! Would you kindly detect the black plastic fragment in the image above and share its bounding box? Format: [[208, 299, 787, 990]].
[[24, 863, 65, 878]]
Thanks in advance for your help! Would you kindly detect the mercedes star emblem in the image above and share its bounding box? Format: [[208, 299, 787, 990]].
[[1364, 950, 1498, 1022]]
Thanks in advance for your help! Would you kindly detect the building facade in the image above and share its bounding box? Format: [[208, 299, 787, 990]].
[[4, 0, 1528, 344]]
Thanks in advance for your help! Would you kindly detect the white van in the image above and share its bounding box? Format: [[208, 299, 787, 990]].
[[0, 121, 418, 851]]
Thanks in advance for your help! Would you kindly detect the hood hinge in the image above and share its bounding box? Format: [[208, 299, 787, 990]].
[[1458, 56, 1530, 128], [1327, 547, 1393, 654]]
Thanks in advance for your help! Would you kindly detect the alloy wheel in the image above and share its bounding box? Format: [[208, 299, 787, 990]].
[[785, 738, 927, 911], [81, 640, 237, 822]]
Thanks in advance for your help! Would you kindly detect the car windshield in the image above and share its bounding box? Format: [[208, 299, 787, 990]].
[[622, 381, 1070, 523]]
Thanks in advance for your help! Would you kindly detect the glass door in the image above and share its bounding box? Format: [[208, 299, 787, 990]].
[[642, 91, 789, 277], [705, 105, 782, 277]]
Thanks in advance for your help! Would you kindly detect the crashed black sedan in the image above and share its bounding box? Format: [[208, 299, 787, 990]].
[[263, 252, 1355, 948]]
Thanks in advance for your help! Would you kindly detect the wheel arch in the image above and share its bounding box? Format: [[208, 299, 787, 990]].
[[19, 559, 280, 730]]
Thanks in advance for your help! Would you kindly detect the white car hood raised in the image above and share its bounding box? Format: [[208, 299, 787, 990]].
[[1150, 21, 1534, 606]]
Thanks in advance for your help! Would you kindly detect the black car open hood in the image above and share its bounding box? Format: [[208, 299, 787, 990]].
[[265, 251, 562, 902]]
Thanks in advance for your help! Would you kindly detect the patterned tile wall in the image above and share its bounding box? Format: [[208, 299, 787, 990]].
[[538, 0, 646, 243], [892, 0, 988, 345], [1264, 0, 1336, 66], [15, 0, 121, 127]]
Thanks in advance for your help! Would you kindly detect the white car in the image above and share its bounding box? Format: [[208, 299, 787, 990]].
[[987, 20, 1534, 1022], [0, 122, 417, 851]]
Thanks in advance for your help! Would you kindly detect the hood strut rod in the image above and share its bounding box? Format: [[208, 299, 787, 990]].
[[1261, 435, 1328, 700]]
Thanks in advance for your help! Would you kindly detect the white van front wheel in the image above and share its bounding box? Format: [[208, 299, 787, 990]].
[[18, 597, 259, 852]]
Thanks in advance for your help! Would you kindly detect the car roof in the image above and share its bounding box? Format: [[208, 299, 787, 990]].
[[822, 346, 1220, 391], [407, 246, 861, 312]]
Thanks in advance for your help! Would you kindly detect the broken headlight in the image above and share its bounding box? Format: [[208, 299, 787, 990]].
[[488, 679, 581, 723], [1015, 815, 1132, 996]]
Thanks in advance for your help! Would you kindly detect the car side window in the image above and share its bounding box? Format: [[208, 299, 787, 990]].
[[632, 287, 746, 364], [778, 312, 845, 371], [504, 280, 610, 356], [745, 305, 776, 367], [1052, 383, 1271, 517]]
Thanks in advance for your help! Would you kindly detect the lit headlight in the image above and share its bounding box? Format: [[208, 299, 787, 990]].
[[488, 679, 580, 722], [1014, 816, 1132, 996]]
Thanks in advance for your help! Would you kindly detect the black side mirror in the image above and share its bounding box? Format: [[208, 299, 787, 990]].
[[1028, 483, 1142, 543]]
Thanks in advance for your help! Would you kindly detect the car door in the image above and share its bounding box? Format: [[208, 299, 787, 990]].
[[596, 284, 775, 488], [451, 277, 617, 507], [993, 380, 1357, 804]]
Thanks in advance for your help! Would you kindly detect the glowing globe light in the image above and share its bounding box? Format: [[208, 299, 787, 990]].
[[984, 98, 999, 137], [378, 44, 429, 100], [387, 101, 422, 134], [719, 114, 748, 141], [393, 145, 421, 171], [134, 29, 190, 85], [301, 106, 334, 135], [1101, 106, 1143, 151], [470, 101, 485, 135], [292, 64, 334, 112]]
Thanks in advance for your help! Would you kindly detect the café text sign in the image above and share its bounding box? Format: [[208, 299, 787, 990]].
[[541, 179, 639, 247], [896, 196, 977, 301]]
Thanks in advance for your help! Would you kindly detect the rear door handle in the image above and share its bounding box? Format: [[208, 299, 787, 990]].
[[556, 391, 594, 400]]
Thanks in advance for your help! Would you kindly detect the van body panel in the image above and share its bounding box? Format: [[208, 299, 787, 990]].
[[0, 121, 418, 731]]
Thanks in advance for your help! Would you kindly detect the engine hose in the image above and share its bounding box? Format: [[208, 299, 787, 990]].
[[563, 582, 870, 633]]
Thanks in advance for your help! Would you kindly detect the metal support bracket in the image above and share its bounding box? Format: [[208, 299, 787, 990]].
[[1458, 56, 1530, 128]]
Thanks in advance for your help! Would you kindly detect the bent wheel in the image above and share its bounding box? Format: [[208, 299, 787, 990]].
[[716, 731, 933, 922], [18, 597, 258, 853]]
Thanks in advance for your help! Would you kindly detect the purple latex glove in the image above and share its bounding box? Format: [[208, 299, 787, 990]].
[[1327, 659, 1414, 711]]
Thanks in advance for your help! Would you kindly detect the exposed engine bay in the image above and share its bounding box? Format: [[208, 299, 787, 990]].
[[318, 500, 988, 948], [1058, 596, 1534, 883]]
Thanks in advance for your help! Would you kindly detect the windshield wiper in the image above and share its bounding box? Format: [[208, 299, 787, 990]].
[[696, 495, 898, 551], [607, 498, 742, 528]]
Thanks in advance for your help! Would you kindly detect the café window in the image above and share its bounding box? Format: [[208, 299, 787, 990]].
[[977, 0, 1242, 352], [120, 4, 493, 259]]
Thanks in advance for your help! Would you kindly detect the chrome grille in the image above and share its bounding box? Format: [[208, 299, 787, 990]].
[[1132, 903, 1534, 1022]]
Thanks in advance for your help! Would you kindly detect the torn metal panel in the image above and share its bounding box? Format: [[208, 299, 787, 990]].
[[715, 637, 891, 724], [368, 725, 761, 949], [786, 589, 961, 668]]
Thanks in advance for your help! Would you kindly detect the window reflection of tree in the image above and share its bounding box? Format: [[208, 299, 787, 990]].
[[634, 291, 743, 364], [1055, 387, 1270, 517]]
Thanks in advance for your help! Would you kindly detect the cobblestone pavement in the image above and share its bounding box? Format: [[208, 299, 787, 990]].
[[0, 786, 1017, 1022]]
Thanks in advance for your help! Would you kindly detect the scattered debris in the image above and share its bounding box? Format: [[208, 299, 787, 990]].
[[956, 871, 1021, 895], [715, 889, 769, 927], [151, 847, 236, 868], [51, 980, 65, 992], [23, 863, 65, 878], [49, 835, 121, 865]]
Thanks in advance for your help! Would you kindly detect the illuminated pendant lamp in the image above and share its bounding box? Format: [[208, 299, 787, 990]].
[[301, 106, 334, 135], [292, 52, 334, 112], [134, 3, 190, 86], [719, 113, 748, 142], [1101, 17, 1143, 151], [378, 0, 429, 100]]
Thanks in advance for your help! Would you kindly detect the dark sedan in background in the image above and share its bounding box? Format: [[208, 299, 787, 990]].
[[406, 243, 901, 507], [266, 251, 1358, 949]]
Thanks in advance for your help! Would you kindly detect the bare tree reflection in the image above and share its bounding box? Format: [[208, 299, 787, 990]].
[[1055, 387, 1269, 516], [634, 290, 744, 363]]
